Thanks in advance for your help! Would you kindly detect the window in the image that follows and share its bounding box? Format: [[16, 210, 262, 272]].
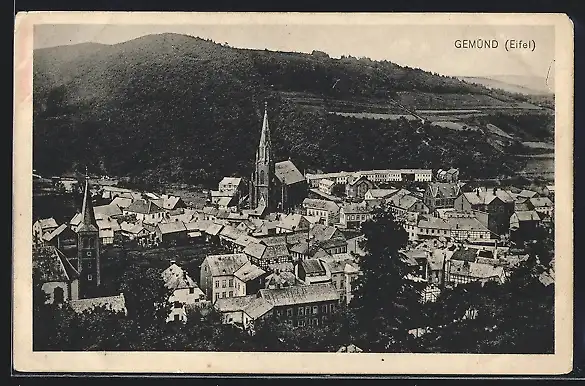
[[215, 280, 219, 288], [228, 291, 233, 297], [313, 318, 319, 326], [222, 292, 226, 298], [86, 251, 92, 257], [330, 303, 336, 313], [313, 306, 318, 315], [174, 314, 180, 322], [228, 279, 233, 287], [222, 280, 226, 288], [305, 307, 311, 316], [322, 305, 328, 313], [298, 307, 304, 316], [88, 261, 92, 268], [87, 274, 93, 281], [174, 301, 182, 308], [286, 308, 293, 317], [215, 293, 220, 300], [189, 287, 195, 294]]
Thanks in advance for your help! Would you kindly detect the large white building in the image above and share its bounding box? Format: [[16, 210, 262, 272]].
[[305, 168, 432, 187]]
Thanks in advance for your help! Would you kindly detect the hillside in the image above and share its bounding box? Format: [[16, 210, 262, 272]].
[[33, 33, 555, 187], [458, 75, 554, 96]]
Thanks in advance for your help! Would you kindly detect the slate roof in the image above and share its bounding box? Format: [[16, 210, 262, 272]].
[[35, 217, 58, 230], [341, 202, 372, 214], [426, 182, 461, 199], [317, 238, 347, 250], [234, 234, 260, 248], [321, 257, 354, 274], [216, 197, 235, 208], [417, 216, 451, 230], [243, 243, 267, 260], [451, 248, 477, 262], [94, 203, 123, 218], [162, 263, 197, 290], [165, 213, 194, 224], [366, 189, 399, 199], [32, 246, 79, 282], [214, 295, 274, 320], [110, 197, 133, 209], [290, 242, 309, 255], [205, 223, 224, 236], [264, 244, 291, 260], [347, 175, 372, 187], [301, 259, 327, 275], [214, 295, 257, 312], [125, 199, 164, 215], [157, 221, 187, 234], [518, 189, 538, 199], [447, 217, 491, 233], [220, 177, 242, 187], [468, 262, 505, 279], [513, 210, 542, 222], [219, 225, 246, 241], [204, 253, 249, 276], [277, 213, 310, 231], [529, 197, 553, 208], [275, 160, 305, 185], [42, 223, 69, 242], [158, 195, 183, 210], [70, 293, 127, 315], [265, 271, 298, 288], [268, 262, 295, 273], [258, 282, 339, 307], [185, 220, 213, 232], [463, 189, 515, 205], [234, 262, 266, 282], [310, 224, 344, 242], [514, 201, 533, 212], [243, 297, 274, 319]]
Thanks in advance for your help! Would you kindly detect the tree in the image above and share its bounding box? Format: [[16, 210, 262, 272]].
[[116, 264, 173, 325], [416, 253, 554, 354], [349, 205, 423, 352]]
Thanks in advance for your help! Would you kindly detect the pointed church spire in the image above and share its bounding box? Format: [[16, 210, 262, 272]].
[[257, 101, 271, 162], [78, 167, 98, 232]]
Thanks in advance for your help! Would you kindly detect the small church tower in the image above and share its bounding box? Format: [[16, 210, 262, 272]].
[[251, 102, 275, 211], [76, 169, 101, 297]]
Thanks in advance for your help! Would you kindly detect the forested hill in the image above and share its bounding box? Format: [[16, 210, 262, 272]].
[[33, 33, 554, 187]]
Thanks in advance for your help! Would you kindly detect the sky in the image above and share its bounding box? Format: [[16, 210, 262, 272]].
[[34, 23, 555, 79]]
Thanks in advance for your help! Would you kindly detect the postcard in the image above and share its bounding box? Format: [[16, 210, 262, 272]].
[[13, 11, 574, 375]]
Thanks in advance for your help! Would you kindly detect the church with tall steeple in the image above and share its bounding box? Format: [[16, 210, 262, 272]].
[[249, 102, 277, 212], [248, 103, 308, 214], [73, 170, 102, 298]]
